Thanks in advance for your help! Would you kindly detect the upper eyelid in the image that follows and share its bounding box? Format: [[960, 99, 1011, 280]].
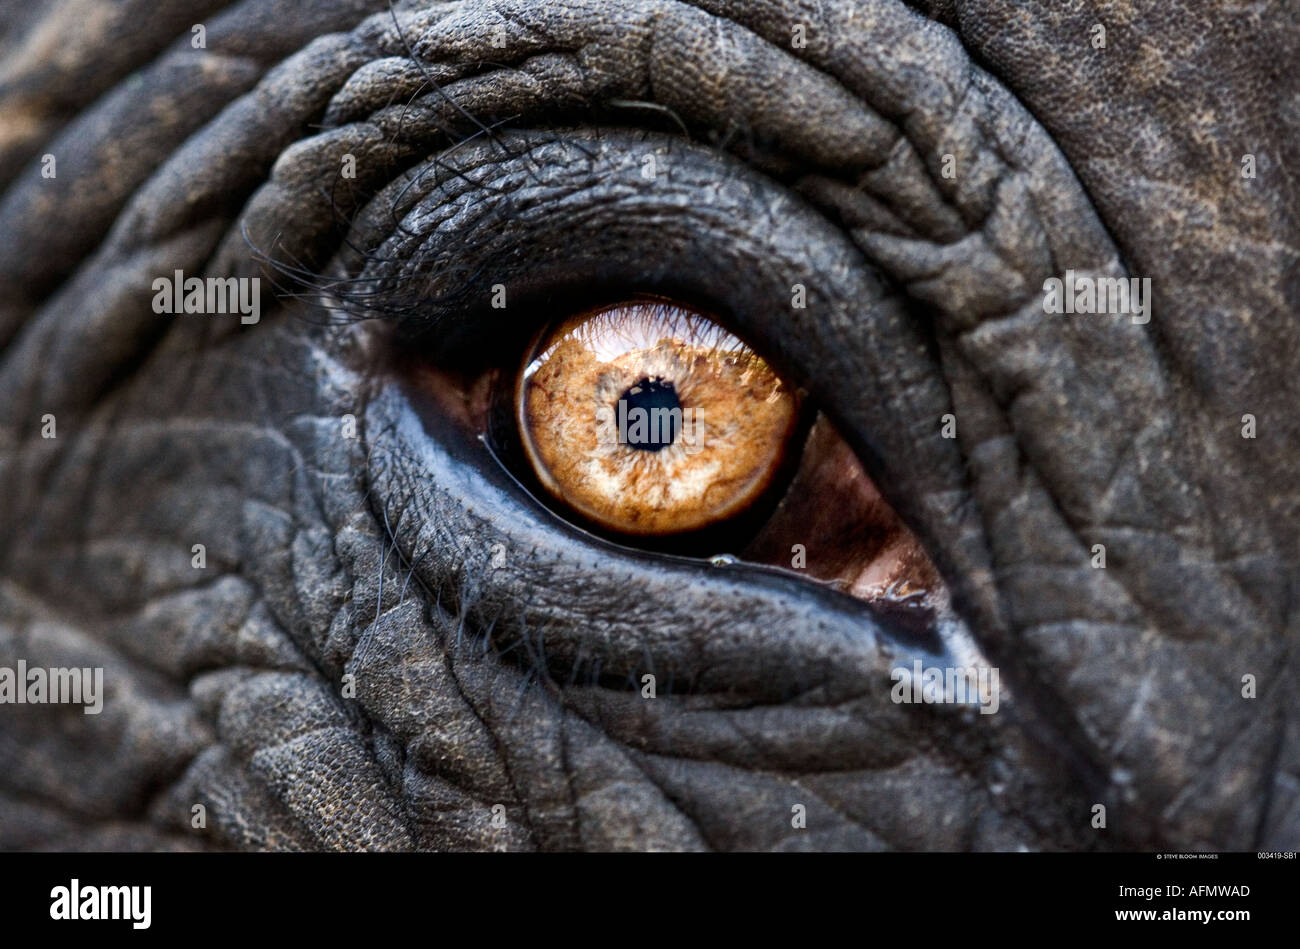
[[257, 134, 564, 332], [309, 2, 1063, 247], [243, 5, 951, 314], [314, 127, 887, 378], [240, 3, 1109, 351]]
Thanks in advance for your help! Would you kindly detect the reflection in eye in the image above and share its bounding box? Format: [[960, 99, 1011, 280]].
[[516, 300, 800, 535]]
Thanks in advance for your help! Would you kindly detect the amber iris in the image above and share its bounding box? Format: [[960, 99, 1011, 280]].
[[516, 300, 799, 535]]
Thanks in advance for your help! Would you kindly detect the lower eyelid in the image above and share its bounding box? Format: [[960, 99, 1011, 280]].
[[365, 380, 921, 703]]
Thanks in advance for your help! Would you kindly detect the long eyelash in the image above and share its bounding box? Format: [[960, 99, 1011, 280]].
[[242, 105, 629, 334], [239, 120, 520, 327], [606, 99, 693, 139], [243, 1, 615, 331], [385, 2, 517, 163]]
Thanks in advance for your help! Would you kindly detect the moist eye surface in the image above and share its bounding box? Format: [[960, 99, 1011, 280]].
[[515, 299, 800, 536]]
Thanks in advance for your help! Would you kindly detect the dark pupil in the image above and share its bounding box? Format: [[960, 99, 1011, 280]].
[[617, 376, 681, 452]]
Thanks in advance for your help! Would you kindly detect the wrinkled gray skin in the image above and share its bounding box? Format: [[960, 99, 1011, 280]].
[[0, 0, 1296, 851]]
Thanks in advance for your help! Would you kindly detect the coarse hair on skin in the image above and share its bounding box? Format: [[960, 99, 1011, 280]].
[[240, 4, 726, 337], [360, 417, 688, 712]]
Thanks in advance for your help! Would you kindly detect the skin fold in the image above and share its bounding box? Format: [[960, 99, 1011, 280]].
[[0, 0, 1295, 851]]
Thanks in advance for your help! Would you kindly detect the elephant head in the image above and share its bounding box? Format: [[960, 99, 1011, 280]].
[[0, 0, 1295, 851]]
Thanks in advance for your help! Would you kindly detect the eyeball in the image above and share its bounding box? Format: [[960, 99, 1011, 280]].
[[516, 300, 799, 535]]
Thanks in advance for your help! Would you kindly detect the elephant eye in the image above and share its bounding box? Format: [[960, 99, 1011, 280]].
[[397, 289, 949, 623], [514, 299, 801, 536]]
